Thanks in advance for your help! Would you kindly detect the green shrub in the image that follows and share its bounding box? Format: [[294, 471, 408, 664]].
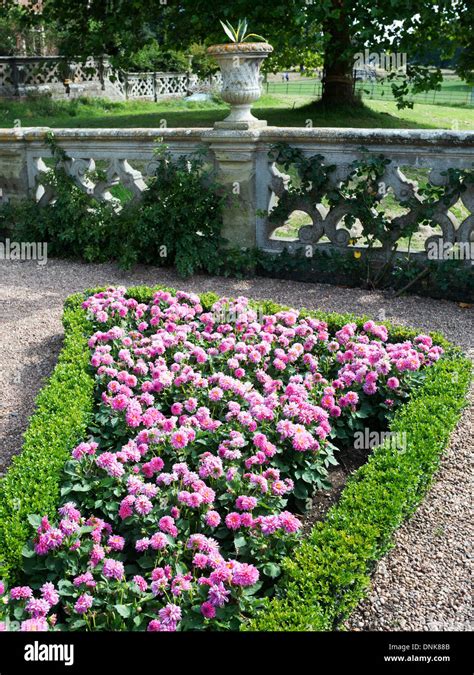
[[114, 149, 225, 276], [2, 138, 117, 263], [205, 246, 473, 304], [188, 43, 219, 78], [2, 139, 225, 279]]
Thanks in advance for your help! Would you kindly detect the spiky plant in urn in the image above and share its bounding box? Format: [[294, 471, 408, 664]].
[[207, 19, 273, 129]]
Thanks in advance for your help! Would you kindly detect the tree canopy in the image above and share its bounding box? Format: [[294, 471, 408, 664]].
[[4, 0, 473, 105]]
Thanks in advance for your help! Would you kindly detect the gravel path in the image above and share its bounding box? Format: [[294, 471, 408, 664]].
[[347, 382, 473, 632], [0, 258, 472, 631]]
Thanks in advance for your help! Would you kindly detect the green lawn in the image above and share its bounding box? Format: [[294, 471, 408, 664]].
[[266, 74, 474, 108], [1, 92, 473, 129]]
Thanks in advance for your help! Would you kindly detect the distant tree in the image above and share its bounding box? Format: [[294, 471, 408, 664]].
[[0, 2, 28, 55], [0, 16, 17, 55], [115, 43, 190, 74]]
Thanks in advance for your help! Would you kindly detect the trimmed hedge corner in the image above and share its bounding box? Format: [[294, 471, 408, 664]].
[[0, 284, 470, 633], [0, 294, 95, 582], [246, 353, 471, 631]]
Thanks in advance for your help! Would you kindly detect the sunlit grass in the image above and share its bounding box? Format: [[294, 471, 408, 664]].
[[0, 92, 473, 130]]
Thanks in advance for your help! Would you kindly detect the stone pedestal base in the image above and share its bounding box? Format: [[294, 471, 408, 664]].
[[214, 104, 268, 130]]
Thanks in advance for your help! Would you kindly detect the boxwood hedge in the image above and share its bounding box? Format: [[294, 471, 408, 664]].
[[0, 285, 470, 633], [0, 295, 95, 582]]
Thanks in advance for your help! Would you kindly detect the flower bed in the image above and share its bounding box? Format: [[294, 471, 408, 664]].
[[0, 286, 470, 632]]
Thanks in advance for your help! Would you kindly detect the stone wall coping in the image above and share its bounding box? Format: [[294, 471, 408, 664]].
[[0, 56, 106, 62], [1, 127, 473, 147], [259, 127, 474, 146], [205, 127, 474, 146], [0, 128, 206, 142]]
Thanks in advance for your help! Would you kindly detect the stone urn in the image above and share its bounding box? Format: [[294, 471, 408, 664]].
[[206, 42, 273, 129]]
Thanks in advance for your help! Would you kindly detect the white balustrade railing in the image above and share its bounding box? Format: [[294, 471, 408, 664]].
[[0, 57, 221, 101]]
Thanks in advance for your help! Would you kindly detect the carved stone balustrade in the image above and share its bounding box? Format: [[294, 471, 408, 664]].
[[0, 126, 473, 260]]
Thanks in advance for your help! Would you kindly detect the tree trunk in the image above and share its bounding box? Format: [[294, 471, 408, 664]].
[[321, 58, 355, 105], [321, 3, 355, 106]]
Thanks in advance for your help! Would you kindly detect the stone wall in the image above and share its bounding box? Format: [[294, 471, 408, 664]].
[[0, 126, 473, 260]]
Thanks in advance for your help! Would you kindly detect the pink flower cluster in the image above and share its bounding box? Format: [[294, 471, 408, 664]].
[[2, 499, 262, 632], [1, 582, 59, 631]]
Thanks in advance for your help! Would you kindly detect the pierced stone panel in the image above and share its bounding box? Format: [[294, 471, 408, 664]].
[[259, 146, 474, 260], [271, 210, 313, 241], [157, 75, 188, 95], [127, 74, 155, 100], [26, 132, 206, 212], [30, 154, 150, 209]]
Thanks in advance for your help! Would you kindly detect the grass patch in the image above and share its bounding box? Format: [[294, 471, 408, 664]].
[[266, 74, 473, 109], [1, 93, 473, 129]]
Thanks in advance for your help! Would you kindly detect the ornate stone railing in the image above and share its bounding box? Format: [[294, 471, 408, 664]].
[[123, 73, 188, 99], [0, 127, 473, 259], [0, 128, 206, 206], [115, 72, 222, 100], [0, 57, 222, 101], [0, 57, 119, 99], [253, 128, 474, 258]]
